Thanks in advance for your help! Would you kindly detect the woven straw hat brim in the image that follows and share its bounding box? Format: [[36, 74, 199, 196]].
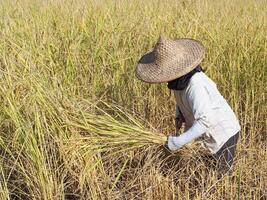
[[136, 38, 205, 83]]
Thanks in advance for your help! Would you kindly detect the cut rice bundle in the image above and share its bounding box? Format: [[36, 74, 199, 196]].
[[65, 102, 167, 152]]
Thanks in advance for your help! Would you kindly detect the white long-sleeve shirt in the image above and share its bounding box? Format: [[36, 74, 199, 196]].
[[173, 72, 240, 154]]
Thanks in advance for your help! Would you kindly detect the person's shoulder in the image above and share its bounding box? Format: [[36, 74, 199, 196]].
[[190, 72, 216, 86], [191, 72, 208, 81], [189, 72, 208, 87], [186, 72, 214, 94], [185, 73, 205, 94]]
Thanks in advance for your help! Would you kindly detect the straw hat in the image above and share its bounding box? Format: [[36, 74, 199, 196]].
[[135, 35, 205, 83]]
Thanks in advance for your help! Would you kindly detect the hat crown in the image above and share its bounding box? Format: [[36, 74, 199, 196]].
[[136, 36, 205, 83], [154, 35, 185, 63]]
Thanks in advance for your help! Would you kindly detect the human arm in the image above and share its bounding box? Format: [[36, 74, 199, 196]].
[[167, 83, 216, 151], [168, 120, 206, 151]]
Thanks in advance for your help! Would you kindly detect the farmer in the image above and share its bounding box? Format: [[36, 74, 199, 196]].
[[135, 35, 240, 172]]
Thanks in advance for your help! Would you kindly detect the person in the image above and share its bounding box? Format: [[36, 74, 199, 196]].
[[135, 35, 241, 172]]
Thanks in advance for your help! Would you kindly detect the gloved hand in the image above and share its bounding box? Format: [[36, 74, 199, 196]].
[[167, 136, 184, 151]]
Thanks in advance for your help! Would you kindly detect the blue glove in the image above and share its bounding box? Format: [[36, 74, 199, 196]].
[[167, 136, 184, 151]]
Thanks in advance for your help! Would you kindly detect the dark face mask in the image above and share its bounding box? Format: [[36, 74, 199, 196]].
[[167, 66, 203, 90]]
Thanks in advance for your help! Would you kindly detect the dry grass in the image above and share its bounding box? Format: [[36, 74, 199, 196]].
[[0, 0, 266, 199]]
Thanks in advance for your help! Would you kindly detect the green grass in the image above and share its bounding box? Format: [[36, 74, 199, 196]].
[[0, 0, 266, 199]]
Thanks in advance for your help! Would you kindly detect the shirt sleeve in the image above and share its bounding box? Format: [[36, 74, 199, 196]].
[[187, 82, 217, 129], [173, 83, 216, 146], [170, 120, 207, 148]]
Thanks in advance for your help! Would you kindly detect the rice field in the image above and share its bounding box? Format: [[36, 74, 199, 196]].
[[0, 0, 266, 199]]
